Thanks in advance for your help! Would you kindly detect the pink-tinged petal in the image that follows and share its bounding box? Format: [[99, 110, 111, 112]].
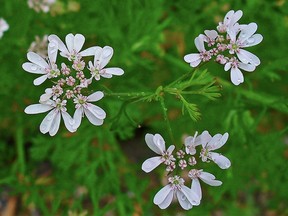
[[237, 49, 260, 66], [242, 34, 263, 47], [22, 63, 46, 74], [141, 156, 162, 173], [230, 67, 244, 86], [40, 88, 53, 102], [33, 74, 48, 86], [49, 111, 61, 136], [100, 72, 113, 78], [210, 133, 229, 150], [65, 33, 74, 53], [210, 152, 231, 169], [238, 62, 256, 72], [184, 54, 201, 67], [224, 62, 232, 71], [167, 145, 175, 154], [177, 190, 193, 210], [100, 46, 114, 69], [200, 131, 212, 147], [86, 103, 106, 119], [24, 104, 53, 114], [199, 172, 222, 186], [79, 46, 101, 57], [87, 91, 104, 102], [27, 52, 49, 69], [73, 34, 85, 53], [153, 134, 166, 153], [104, 68, 124, 76], [157, 189, 174, 209], [48, 34, 68, 54], [73, 107, 83, 129], [204, 30, 218, 40], [48, 41, 58, 63], [84, 108, 104, 126], [194, 36, 205, 52], [145, 134, 163, 155], [153, 185, 173, 205], [40, 109, 57, 134], [93, 47, 104, 66], [229, 10, 243, 27], [239, 23, 257, 42], [181, 185, 200, 206], [191, 178, 202, 200], [223, 10, 235, 25], [207, 134, 222, 150], [62, 111, 76, 132]]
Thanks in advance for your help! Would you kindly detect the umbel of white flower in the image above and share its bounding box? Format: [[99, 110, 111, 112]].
[[142, 131, 231, 210], [184, 10, 263, 85], [23, 33, 124, 136]]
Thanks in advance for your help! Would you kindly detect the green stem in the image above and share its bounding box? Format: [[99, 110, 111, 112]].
[[159, 97, 175, 144], [104, 91, 153, 98]]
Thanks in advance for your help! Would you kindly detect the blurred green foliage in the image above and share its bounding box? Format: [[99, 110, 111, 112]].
[[0, 0, 288, 215]]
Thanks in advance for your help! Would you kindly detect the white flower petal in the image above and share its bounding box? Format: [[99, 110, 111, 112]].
[[73, 34, 85, 53], [40, 109, 57, 134], [237, 49, 260, 66], [184, 54, 201, 67], [48, 34, 68, 54], [22, 63, 46, 74], [33, 74, 48, 86], [62, 111, 76, 132], [80, 46, 101, 57], [191, 178, 202, 200], [224, 62, 232, 71], [27, 52, 49, 68], [73, 107, 83, 130], [204, 30, 218, 40], [200, 131, 212, 147], [49, 111, 61, 136], [177, 190, 193, 210], [145, 134, 163, 155], [93, 47, 104, 66], [153, 185, 173, 205], [194, 36, 205, 52], [210, 152, 231, 169], [153, 134, 166, 153], [24, 104, 53, 114], [242, 34, 263, 47], [181, 185, 200, 206], [100, 46, 114, 69], [157, 189, 174, 209], [87, 91, 104, 102], [223, 10, 235, 25], [239, 23, 257, 42], [104, 68, 124, 76], [229, 10, 243, 27], [199, 172, 222, 186], [167, 145, 175, 154], [65, 33, 74, 53], [141, 156, 162, 173], [86, 103, 106, 119], [207, 134, 222, 150], [210, 132, 229, 150], [48, 41, 58, 63], [84, 108, 104, 126], [230, 67, 244, 86], [238, 62, 256, 72]]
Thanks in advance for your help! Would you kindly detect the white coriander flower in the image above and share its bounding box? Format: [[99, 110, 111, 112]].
[[217, 10, 243, 33], [200, 30, 218, 46], [24, 99, 75, 136], [73, 92, 106, 129], [188, 169, 222, 200], [200, 131, 231, 169], [0, 18, 9, 39], [141, 133, 175, 173], [153, 176, 200, 210], [48, 33, 98, 61], [22, 40, 59, 85], [184, 36, 211, 67], [88, 46, 124, 81], [184, 131, 202, 155]]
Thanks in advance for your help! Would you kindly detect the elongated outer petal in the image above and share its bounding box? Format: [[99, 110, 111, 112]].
[[181, 185, 201, 206], [153, 134, 166, 153], [65, 33, 74, 53], [87, 91, 104, 102], [48, 34, 69, 55], [84, 108, 104, 126], [229, 10, 243, 27], [27, 52, 49, 69], [184, 53, 201, 67], [40, 109, 57, 134], [204, 30, 218, 40], [80, 46, 101, 57], [230, 67, 244, 86], [200, 131, 212, 147], [93, 47, 104, 67], [238, 62, 256, 72], [224, 62, 232, 71], [210, 152, 231, 169], [191, 178, 202, 200], [153, 185, 173, 206], [207, 134, 223, 150], [167, 145, 175, 155], [73, 107, 83, 130], [145, 134, 163, 155], [242, 34, 263, 47], [100, 46, 114, 69], [33, 74, 48, 86], [141, 156, 162, 173], [237, 49, 260, 66], [22, 63, 46, 74], [210, 132, 229, 150], [239, 23, 257, 42], [199, 171, 222, 186], [25, 104, 53, 114], [73, 34, 85, 53], [177, 190, 193, 210], [104, 68, 124, 76], [194, 36, 205, 52], [49, 111, 61, 136], [48, 40, 58, 63], [86, 103, 106, 119], [62, 111, 76, 133], [223, 10, 235, 25]]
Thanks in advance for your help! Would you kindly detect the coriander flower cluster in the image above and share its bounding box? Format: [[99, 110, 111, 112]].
[[27, 0, 56, 13], [0, 18, 9, 39], [184, 10, 263, 85], [142, 131, 231, 210], [23, 33, 124, 136]]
